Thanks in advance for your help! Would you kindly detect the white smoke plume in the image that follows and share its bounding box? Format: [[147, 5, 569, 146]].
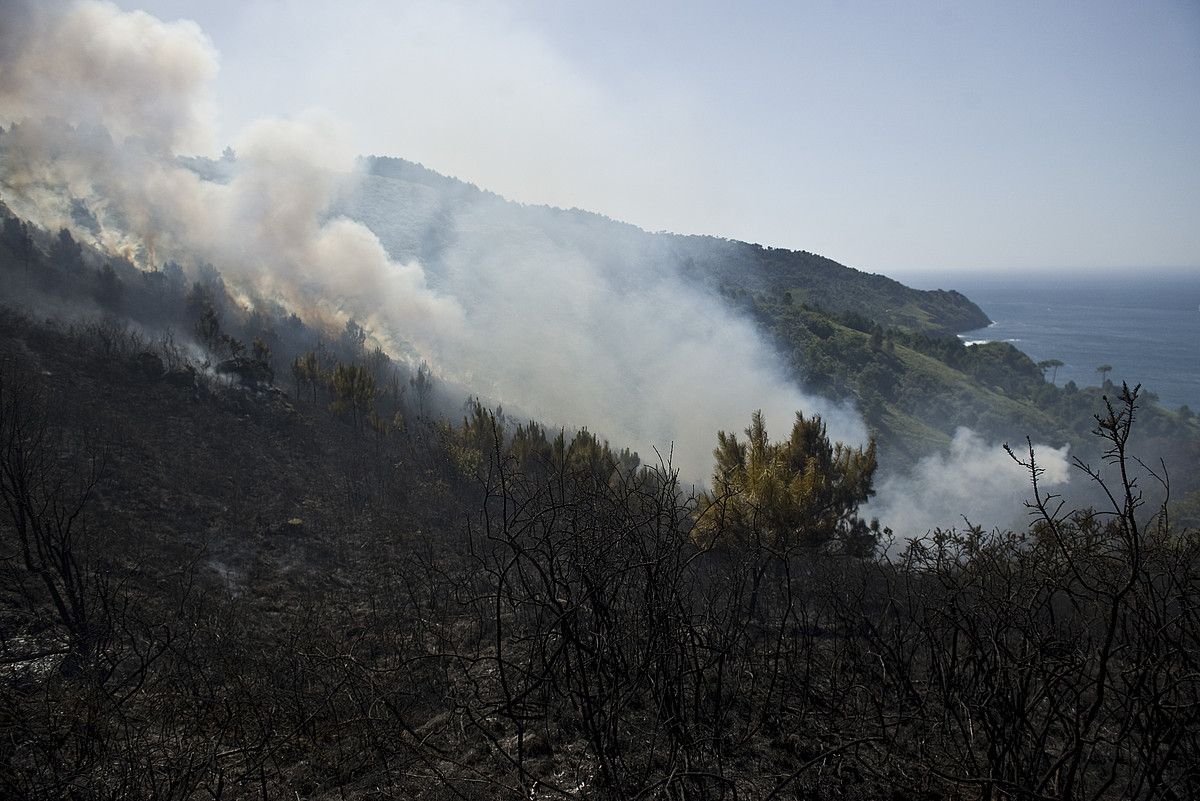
[[0, 2, 462, 353], [0, 0, 216, 153], [0, 0, 862, 480], [420, 198, 865, 478], [863, 427, 1071, 541]]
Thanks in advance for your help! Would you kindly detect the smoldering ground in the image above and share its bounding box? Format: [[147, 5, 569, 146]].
[[863, 427, 1072, 544]]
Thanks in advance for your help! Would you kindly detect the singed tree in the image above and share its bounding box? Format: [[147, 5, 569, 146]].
[[329, 363, 376, 431], [2, 217, 34, 269], [50, 228, 84, 273], [291, 350, 321, 402], [694, 410, 878, 553]]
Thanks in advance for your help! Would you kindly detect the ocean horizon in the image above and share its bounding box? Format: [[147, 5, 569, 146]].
[[892, 267, 1200, 411]]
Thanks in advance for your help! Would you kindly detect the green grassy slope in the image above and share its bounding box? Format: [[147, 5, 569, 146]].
[[745, 291, 1200, 498]]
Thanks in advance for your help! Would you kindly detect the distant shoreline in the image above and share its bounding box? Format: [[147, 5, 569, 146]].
[[942, 269, 1199, 409]]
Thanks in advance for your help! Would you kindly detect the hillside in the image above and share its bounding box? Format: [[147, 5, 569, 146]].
[[1, 276, 1196, 799], [335, 157, 1198, 488], [346, 156, 991, 335], [1, 173, 1199, 798], [1, 2, 1195, 796]]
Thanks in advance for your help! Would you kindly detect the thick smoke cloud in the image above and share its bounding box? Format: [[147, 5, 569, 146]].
[[0, 0, 216, 153], [0, 0, 864, 479], [220, 117, 465, 350], [0, 2, 462, 356], [863, 427, 1071, 541]]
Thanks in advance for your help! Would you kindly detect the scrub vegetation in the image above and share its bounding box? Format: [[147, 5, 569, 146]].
[[1, 205, 1197, 799]]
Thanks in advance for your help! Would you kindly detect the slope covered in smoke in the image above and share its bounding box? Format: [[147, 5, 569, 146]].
[[3, 1, 1196, 522], [345, 156, 992, 335], [334, 156, 1198, 514], [0, 0, 868, 481]]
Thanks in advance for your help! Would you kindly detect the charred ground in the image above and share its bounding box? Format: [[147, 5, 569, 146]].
[[0, 208, 1197, 799]]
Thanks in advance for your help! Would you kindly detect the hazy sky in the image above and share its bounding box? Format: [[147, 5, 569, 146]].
[[121, 1, 1199, 274]]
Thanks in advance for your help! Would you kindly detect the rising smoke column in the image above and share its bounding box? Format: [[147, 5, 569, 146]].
[[862, 427, 1071, 542]]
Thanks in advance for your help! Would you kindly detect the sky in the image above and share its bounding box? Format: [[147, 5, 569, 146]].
[[84, 1, 1200, 274]]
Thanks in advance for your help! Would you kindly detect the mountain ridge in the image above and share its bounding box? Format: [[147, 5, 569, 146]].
[[352, 155, 991, 336]]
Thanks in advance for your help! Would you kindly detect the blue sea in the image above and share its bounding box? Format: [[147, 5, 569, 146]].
[[894, 268, 1200, 411]]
